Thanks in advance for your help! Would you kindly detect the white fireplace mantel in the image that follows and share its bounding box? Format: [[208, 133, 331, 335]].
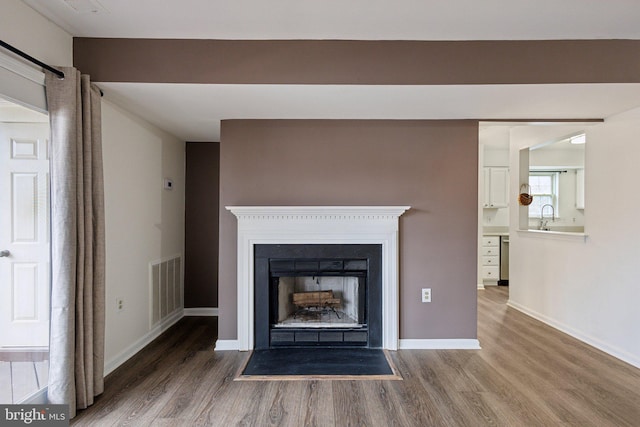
[[225, 205, 410, 351]]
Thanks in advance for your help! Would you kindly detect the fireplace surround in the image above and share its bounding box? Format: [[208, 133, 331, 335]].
[[226, 206, 410, 351]]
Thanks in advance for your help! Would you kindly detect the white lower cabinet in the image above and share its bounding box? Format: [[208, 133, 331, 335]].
[[482, 236, 500, 282]]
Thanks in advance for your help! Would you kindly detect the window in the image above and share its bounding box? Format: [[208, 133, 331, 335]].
[[528, 172, 558, 218]]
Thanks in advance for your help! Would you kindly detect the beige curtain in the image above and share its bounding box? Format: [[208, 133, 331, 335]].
[[45, 67, 105, 418]]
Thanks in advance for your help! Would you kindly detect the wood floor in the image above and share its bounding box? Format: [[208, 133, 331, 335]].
[[0, 350, 48, 403], [72, 287, 640, 426]]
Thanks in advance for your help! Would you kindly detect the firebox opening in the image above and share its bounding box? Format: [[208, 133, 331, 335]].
[[274, 275, 365, 329], [254, 244, 382, 350]]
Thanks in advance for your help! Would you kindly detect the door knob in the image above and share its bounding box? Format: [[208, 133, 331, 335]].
[[0, 250, 10, 257]]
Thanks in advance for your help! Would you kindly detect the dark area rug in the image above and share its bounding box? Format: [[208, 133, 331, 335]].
[[240, 348, 396, 377]]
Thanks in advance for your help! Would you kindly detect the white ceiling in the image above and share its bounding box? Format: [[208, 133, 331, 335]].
[[102, 83, 640, 141], [20, 0, 640, 142], [479, 123, 592, 151], [23, 0, 640, 40]]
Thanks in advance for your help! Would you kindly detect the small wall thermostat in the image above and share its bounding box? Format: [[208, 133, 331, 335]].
[[163, 178, 174, 190]]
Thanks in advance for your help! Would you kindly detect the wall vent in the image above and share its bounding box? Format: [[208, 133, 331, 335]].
[[62, 0, 107, 14], [149, 255, 182, 327]]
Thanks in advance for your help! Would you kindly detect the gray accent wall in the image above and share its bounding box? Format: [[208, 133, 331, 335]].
[[218, 119, 479, 341], [185, 142, 219, 308]]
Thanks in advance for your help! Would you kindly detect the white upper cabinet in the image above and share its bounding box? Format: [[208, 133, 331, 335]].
[[483, 167, 509, 208]]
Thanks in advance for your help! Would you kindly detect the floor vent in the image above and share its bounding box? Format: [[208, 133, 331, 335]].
[[150, 255, 182, 327]]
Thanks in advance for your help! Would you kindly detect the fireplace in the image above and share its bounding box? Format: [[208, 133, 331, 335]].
[[254, 244, 382, 349], [225, 206, 409, 351]]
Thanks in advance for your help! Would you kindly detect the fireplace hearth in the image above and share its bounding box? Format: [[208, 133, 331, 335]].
[[254, 244, 382, 349]]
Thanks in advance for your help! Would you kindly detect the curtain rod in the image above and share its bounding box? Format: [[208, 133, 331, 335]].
[[0, 39, 103, 96], [0, 39, 65, 79]]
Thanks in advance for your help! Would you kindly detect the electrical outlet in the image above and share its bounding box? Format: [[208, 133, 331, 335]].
[[421, 288, 431, 303], [116, 297, 124, 312]]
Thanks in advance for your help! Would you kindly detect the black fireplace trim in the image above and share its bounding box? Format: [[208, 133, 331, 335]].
[[254, 244, 383, 350]]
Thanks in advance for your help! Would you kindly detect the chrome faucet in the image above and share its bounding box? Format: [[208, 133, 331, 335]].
[[540, 204, 555, 230]]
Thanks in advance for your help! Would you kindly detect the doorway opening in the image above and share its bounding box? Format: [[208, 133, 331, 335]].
[[478, 122, 593, 294], [0, 96, 50, 403]]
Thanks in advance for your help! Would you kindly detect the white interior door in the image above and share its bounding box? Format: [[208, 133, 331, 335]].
[[0, 122, 50, 348]]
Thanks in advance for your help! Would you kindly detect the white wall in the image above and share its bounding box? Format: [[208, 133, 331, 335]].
[[0, 1, 72, 111], [0, 1, 72, 66], [508, 110, 640, 368], [1, 0, 187, 375], [102, 100, 185, 369]]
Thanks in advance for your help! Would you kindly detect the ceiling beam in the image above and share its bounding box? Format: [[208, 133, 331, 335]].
[[74, 39, 640, 85]]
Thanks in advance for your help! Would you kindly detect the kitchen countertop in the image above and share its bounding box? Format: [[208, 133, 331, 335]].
[[483, 227, 509, 236]]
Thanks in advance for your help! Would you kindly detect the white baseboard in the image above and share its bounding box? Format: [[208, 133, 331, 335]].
[[214, 340, 240, 351], [477, 283, 485, 290], [104, 309, 184, 376], [507, 300, 640, 370], [399, 339, 481, 350], [184, 307, 219, 316]]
